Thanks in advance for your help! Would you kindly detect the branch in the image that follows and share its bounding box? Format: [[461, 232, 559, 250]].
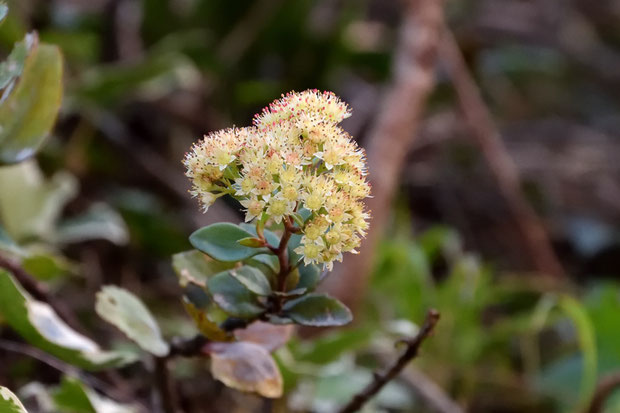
[[585, 372, 620, 413], [438, 28, 566, 280], [154, 356, 179, 413], [0, 254, 85, 333], [337, 309, 441, 413], [324, 0, 444, 312]]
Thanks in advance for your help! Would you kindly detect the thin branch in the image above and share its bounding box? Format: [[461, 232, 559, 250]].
[[337, 309, 441, 413], [154, 356, 179, 413], [0, 254, 85, 333], [585, 372, 620, 413], [438, 28, 566, 280]]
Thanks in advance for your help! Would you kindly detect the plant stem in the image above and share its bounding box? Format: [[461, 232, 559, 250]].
[[155, 356, 179, 413], [337, 310, 441, 413]]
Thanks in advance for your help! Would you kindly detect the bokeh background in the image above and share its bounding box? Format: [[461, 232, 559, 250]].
[[1, 0, 620, 412]]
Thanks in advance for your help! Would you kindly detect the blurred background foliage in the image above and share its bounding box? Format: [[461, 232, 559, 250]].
[[1, 0, 620, 412]]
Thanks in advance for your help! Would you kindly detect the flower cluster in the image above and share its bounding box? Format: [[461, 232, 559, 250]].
[[184, 90, 370, 269]]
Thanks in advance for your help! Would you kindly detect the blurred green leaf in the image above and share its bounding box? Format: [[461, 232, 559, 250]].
[[52, 376, 138, 413], [95, 286, 169, 357], [0, 223, 22, 255], [206, 341, 283, 398], [182, 297, 231, 342], [0, 270, 133, 370], [0, 32, 35, 92], [172, 249, 234, 286], [21, 251, 74, 281], [283, 293, 352, 327], [229, 266, 272, 296], [296, 262, 320, 291], [56, 203, 129, 245], [207, 270, 264, 318], [0, 161, 77, 242], [0, 40, 63, 164], [190, 223, 269, 262], [0, 386, 28, 413]]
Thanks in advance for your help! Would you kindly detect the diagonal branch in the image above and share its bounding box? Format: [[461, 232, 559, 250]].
[[438, 28, 565, 279], [337, 309, 441, 413], [584, 371, 620, 413]]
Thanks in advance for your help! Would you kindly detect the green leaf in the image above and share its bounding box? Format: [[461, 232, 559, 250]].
[[172, 249, 234, 286], [206, 341, 283, 398], [296, 263, 321, 291], [0, 32, 35, 92], [229, 266, 272, 296], [52, 376, 138, 413], [182, 297, 231, 342], [0, 41, 63, 164], [0, 161, 77, 242], [283, 293, 352, 327], [190, 223, 269, 262], [0, 386, 28, 413], [0, 270, 133, 370], [95, 286, 169, 357], [207, 270, 264, 318], [558, 295, 597, 413], [55, 203, 129, 245], [239, 222, 280, 247]]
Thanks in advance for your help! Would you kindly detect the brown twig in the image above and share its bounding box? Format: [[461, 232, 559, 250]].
[[0, 254, 85, 333], [337, 309, 441, 413], [584, 371, 620, 413], [324, 0, 444, 312], [154, 356, 179, 413], [438, 29, 565, 279]]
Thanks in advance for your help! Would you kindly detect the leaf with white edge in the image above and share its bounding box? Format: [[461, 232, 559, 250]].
[[0, 271, 133, 370], [207, 271, 264, 318], [53, 376, 139, 413], [0, 3, 7, 24], [96, 286, 169, 357], [0, 32, 36, 93], [190, 223, 269, 262], [0, 386, 28, 413], [0, 41, 63, 164], [234, 321, 294, 352], [206, 341, 283, 398], [283, 293, 352, 327], [229, 266, 272, 296], [172, 249, 234, 287]]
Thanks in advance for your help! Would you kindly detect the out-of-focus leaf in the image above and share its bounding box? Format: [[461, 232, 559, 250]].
[[182, 298, 231, 342], [21, 251, 74, 281], [0, 386, 28, 413], [0, 224, 22, 255], [0, 270, 133, 370], [95, 286, 169, 357], [0, 161, 77, 242], [52, 376, 138, 413], [229, 266, 272, 296], [56, 203, 129, 245], [0, 40, 63, 164], [0, 32, 36, 92], [558, 295, 597, 412], [73, 52, 200, 106], [206, 270, 264, 318], [283, 293, 352, 327], [172, 249, 234, 287], [0, 3, 7, 24], [190, 223, 269, 262], [206, 341, 283, 398], [234, 321, 294, 352]]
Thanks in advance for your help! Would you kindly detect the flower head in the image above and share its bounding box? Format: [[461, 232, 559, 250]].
[[184, 90, 370, 269]]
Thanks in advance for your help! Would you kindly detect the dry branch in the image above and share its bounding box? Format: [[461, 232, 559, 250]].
[[325, 0, 444, 311], [439, 29, 566, 279]]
